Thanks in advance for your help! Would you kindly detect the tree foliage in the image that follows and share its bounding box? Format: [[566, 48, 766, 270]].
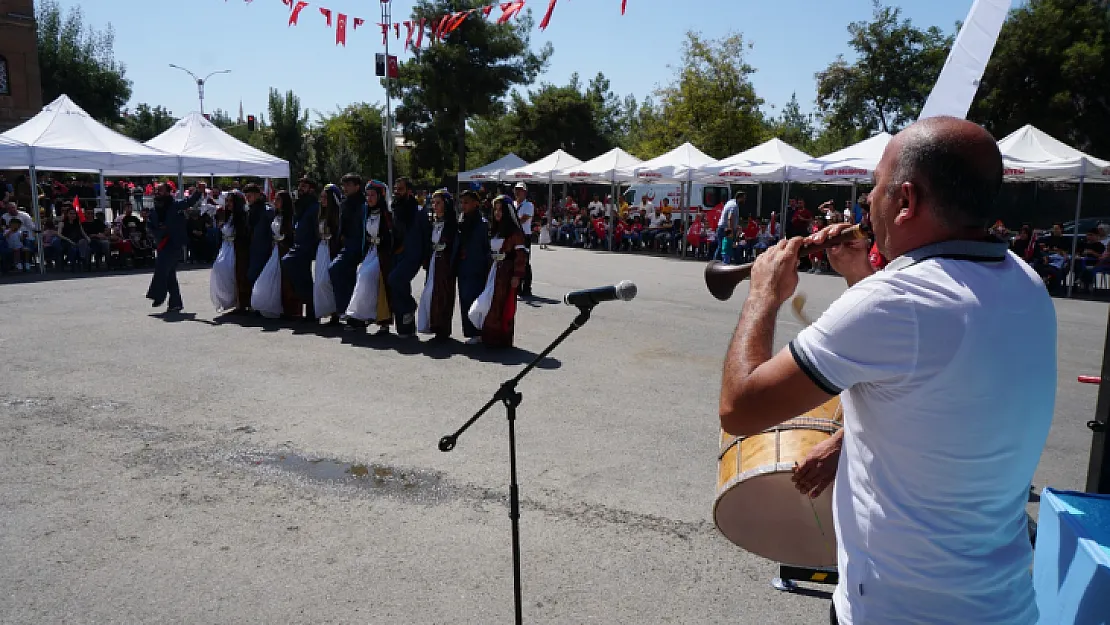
[[815, 1, 951, 143], [36, 0, 132, 122], [305, 103, 389, 184], [264, 89, 309, 177], [627, 32, 765, 159], [392, 0, 551, 181], [766, 93, 816, 154], [972, 0, 1110, 155], [120, 103, 175, 142]]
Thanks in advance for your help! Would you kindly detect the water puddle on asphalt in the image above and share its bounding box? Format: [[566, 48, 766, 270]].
[[246, 452, 454, 504]]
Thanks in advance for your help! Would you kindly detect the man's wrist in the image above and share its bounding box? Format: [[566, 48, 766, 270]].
[[742, 289, 783, 318]]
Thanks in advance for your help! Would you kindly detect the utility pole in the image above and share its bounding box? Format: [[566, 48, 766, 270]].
[[168, 65, 231, 115], [381, 0, 395, 205]]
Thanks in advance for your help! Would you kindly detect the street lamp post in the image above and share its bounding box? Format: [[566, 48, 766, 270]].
[[168, 65, 231, 115]]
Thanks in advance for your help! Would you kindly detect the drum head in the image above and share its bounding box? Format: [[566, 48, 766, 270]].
[[714, 470, 837, 568]]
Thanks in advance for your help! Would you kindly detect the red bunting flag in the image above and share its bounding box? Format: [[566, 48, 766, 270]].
[[320, 7, 332, 27], [498, 2, 525, 25], [353, 17, 365, 30], [414, 18, 426, 48], [539, 0, 557, 30], [432, 14, 452, 41], [288, 0, 308, 25], [281, 0, 291, 8], [622, 0, 627, 14], [336, 13, 347, 45], [387, 55, 399, 79], [442, 11, 469, 37], [379, 22, 388, 44], [482, 5, 494, 17], [404, 20, 416, 51]]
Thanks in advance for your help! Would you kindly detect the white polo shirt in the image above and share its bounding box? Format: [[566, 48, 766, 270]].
[[790, 240, 1056, 625]]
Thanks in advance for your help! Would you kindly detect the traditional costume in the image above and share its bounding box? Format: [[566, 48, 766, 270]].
[[387, 188, 427, 336], [209, 218, 238, 311], [328, 189, 367, 316], [456, 193, 490, 343], [280, 188, 320, 319], [251, 210, 284, 319], [313, 185, 343, 321], [145, 188, 203, 310], [246, 197, 274, 288], [227, 194, 253, 312], [417, 190, 459, 338], [469, 195, 528, 348], [277, 195, 305, 319], [345, 181, 394, 329]]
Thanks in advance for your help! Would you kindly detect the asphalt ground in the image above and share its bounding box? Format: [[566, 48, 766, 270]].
[[0, 248, 1102, 624]]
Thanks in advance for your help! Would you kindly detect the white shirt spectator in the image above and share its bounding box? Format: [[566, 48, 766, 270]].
[[588, 200, 603, 217], [2, 208, 35, 234], [718, 199, 738, 229], [515, 199, 534, 230], [649, 214, 666, 228], [642, 199, 655, 220], [790, 240, 1055, 625]]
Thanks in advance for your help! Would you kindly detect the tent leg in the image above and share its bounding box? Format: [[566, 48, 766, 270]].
[[98, 171, 108, 222], [1067, 176, 1086, 298], [756, 183, 763, 218], [607, 182, 614, 251], [29, 166, 45, 275]]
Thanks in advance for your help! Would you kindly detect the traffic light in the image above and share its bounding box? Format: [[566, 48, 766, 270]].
[[247, 115, 256, 132]]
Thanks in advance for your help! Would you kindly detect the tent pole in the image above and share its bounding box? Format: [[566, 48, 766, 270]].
[[98, 171, 108, 222], [756, 183, 763, 218], [29, 165, 45, 275], [1067, 172, 1086, 298], [607, 181, 614, 251], [683, 180, 692, 257], [851, 181, 858, 222]]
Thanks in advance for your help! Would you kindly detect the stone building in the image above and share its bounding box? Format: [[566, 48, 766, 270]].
[[0, 0, 43, 132]]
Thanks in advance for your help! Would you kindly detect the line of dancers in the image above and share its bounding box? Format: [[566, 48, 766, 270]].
[[202, 175, 529, 348]]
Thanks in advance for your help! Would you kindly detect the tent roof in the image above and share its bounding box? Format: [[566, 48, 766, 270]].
[[998, 125, 1110, 182], [505, 149, 583, 181], [146, 112, 290, 178], [790, 132, 892, 182], [696, 138, 813, 183], [619, 142, 717, 183], [554, 147, 643, 183], [0, 134, 31, 170], [458, 153, 529, 182], [0, 95, 182, 175]]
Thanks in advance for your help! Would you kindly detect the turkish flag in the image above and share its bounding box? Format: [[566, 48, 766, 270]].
[[498, 2, 525, 24], [353, 17, 365, 30], [404, 20, 415, 50], [320, 7, 332, 27], [539, 0, 557, 30], [288, 1, 308, 26], [622, 0, 628, 15], [379, 22, 388, 45], [414, 18, 426, 48], [336, 13, 347, 46], [387, 55, 399, 79]]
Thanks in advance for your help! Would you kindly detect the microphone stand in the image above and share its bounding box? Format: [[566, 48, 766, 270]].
[[439, 305, 594, 625]]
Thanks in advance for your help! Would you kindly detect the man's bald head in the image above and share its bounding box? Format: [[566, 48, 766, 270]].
[[885, 116, 1003, 230]]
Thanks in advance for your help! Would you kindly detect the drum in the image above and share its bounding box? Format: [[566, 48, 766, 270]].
[[713, 398, 843, 567]]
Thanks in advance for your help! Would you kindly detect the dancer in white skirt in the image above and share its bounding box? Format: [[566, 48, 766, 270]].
[[313, 184, 343, 324], [344, 181, 394, 332], [250, 191, 287, 319], [209, 210, 239, 312]]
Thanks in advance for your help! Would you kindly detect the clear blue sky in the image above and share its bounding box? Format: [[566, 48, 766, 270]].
[[60, 0, 977, 122]]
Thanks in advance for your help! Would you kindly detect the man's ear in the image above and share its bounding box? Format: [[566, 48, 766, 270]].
[[893, 181, 918, 226]]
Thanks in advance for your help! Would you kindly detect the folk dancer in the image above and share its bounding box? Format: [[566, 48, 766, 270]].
[[387, 177, 426, 337], [328, 174, 367, 319], [345, 181, 394, 332], [146, 183, 202, 312], [313, 184, 343, 324], [417, 189, 459, 339], [281, 178, 320, 320], [244, 183, 275, 308], [209, 193, 247, 312], [455, 190, 490, 344], [250, 191, 288, 319], [469, 195, 527, 348], [512, 182, 535, 297], [225, 192, 253, 314]]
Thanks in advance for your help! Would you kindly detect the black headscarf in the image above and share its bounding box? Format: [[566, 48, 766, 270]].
[[490, 195, 522, 239]]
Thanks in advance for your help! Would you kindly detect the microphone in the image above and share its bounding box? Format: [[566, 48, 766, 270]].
[[563, 280, 637, 308]]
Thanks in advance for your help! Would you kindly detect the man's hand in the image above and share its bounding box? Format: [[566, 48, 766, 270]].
[[807, 223, 874, 287], [792, 429, 843, 498], [749, 236, 804, 306]]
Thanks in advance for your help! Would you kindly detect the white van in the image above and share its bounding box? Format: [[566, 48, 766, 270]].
[[623, 183, 730, 213]]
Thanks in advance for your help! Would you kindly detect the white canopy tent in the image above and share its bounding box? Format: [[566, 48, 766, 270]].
[[0, 135, 31, 170], [997, 125, 1110, 296], [695, 138, 813, 217], [617, 142, 717, 253], [789, 132, 892, 184], [146, 112, 290, 178], [505, 149, 583, 219], [458, 153, 528, 183], [554, 147, 642, 183]]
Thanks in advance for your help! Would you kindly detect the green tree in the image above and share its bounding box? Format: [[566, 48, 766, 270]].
[[392, 0, 551, 180], [972, 0, 1110, 154], [265, 89, 309, 177], [207, 108, 237, 129], [510, 74, 618, 161], [120, 103, 176, 142], [585, 72, 625, 149], [36, 0, 132, 122], [311, 103, 389, 183], [815, 1, 952, 141], [767, 93, 816, 153], [630, 31, 765, 159], [467, 103, 517, 168]]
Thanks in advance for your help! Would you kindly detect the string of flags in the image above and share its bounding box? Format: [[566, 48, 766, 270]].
[[231, 0, 628, 49]]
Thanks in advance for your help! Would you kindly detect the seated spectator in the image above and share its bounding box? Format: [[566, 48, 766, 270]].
[[40, 216, 63, 269], [84, 212, 111, 269], [4, 219, 31, 272], [58, 207, 90, 270]]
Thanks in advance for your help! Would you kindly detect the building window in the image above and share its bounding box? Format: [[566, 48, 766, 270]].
[[0, 56, 9, 96]]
